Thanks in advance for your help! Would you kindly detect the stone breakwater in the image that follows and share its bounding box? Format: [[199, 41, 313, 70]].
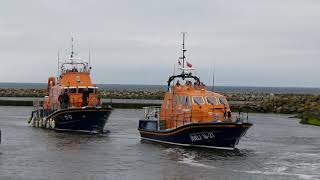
[[0, 88, 319, 125], [0, 88, 165, 99], [0, 88, 46, 97]]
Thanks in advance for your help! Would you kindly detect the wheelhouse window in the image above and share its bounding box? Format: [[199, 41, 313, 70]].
[[78, 88, 84, 93], [192, 96, 205, 105], [69, 88, 76, 93], [178, 96, 186, 105], [206, 96, 218, 105], [173, 95, 178, 106], [88, 88, 95, 93], [77, 88, 95, 94], [64, 88, 76, 93], [219, 97, 228, 105], [185, 96, 191, 108]]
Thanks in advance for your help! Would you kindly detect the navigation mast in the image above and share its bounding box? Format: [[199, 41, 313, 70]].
[[181, 32, 187, 74], [70, 36, 75, 59]]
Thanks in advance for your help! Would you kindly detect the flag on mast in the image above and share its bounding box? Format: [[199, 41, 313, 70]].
[[187, 62, 192, 68]]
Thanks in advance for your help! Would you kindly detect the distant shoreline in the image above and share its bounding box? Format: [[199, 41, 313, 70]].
[[0, 83, 319, 94]]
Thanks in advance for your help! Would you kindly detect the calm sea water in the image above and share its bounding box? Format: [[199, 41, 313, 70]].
[[0, 107, 319, 180], [0, 83, 320, 94]]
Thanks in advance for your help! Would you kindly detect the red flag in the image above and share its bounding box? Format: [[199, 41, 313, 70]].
[[187, 62, 192, 68]]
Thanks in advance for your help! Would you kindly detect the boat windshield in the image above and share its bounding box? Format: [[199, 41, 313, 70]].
[[206, 96, 218, 105], [192, 96, 205, 105], [178, 96, 186, 104], [78, 88, 96, 94], [64, 88, 76, 94], [185, 96, 191, 108], [219, 96, 228, 105]]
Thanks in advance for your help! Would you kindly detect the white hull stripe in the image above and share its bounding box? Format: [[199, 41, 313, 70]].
[[141, 137, 235, 150]]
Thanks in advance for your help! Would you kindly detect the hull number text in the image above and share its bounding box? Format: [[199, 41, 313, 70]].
[[189, 132, 215, 142], [64, 115, 73, 120]]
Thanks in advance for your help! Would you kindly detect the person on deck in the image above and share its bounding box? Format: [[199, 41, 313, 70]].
[[72, 67, 77, 72], [82, 88, 90, 107], [62, 91, 70, 109], [194, 80, 200, 87], [176, 80, 181, 86], [58, 91, 63, 109], [95, 97, 102, 107]]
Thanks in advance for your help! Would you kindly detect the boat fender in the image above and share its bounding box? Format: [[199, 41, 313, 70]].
[[46, 119, 51, 129], [51, 120, 55, 129], [39, 119, 43, 128], [49, 119, 53, 129], [42, 118, 47, 127], [49, 119, 53, 128], [35, 119, 39, 127], [31, 117, 36, 127]]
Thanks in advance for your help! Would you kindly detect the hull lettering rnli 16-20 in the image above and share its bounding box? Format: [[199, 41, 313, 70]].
[[28, 38, 112, 133], [138, 33, 252, 150]]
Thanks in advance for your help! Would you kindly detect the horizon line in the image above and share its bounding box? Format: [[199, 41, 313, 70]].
[[0, 82, 319, 89]]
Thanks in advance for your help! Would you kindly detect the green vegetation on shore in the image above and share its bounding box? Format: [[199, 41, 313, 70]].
[[298, 104, 320, 126], [300, 117, 320, 126]]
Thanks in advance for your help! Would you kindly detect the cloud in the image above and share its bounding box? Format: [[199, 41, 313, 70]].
[[0, 0, 319, 87]]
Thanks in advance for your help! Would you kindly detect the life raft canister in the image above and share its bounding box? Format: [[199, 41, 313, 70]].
[[47, 77, 56, 91]]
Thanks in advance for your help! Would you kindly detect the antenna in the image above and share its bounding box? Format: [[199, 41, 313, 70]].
[[89, 52, 91, 67], [212, 65, 215, 92], [181, 32, 187, 73], [70, 34, 75, 59], [57, 51, 60, 77]]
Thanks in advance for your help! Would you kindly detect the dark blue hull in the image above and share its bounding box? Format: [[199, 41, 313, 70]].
[[138, 120, 252, 150], [47, 107, 112, 132]]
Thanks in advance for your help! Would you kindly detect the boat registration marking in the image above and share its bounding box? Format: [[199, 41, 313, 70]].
[[189, 132, 215, 142], [64, 115, 73, 120]]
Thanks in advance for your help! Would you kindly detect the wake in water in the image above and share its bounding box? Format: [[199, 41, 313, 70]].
[[176, 150, 320, 180]]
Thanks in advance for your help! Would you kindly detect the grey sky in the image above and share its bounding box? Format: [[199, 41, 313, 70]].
[[0, 0, 320, 87]]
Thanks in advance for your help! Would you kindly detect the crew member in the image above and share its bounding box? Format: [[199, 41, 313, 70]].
[[95, 97, 102, 107], [82, 88, 90, 107], [176, 80, 181, 86], [58, 91, 63, 109], [62, 91, 70, 109]]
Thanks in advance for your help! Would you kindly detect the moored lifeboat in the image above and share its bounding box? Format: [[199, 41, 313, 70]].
[[28, 38, 112, 133], [138, 33, 252, 150]]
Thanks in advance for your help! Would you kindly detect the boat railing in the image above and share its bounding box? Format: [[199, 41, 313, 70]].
[[236, 111, 249, 124], [143, 106, 161, 130], [143, 106, 249, 130], [32, 99, 45, 119], [163, 111, 249, 129], [143, 106, 161, 120]]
